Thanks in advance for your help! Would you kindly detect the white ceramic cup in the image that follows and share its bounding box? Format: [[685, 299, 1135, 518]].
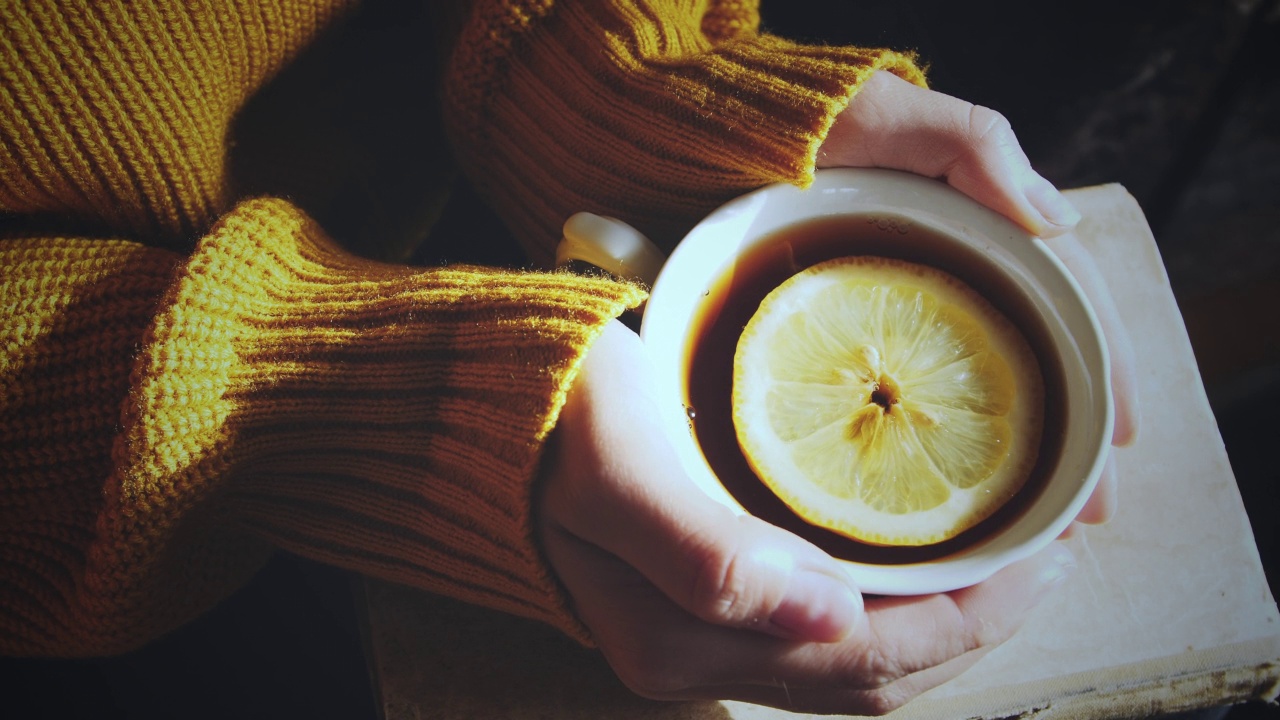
[[559, 167, 1113, 595]]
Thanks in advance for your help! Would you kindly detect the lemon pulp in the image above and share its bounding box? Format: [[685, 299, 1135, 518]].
[[731, 256, 1044, 546]]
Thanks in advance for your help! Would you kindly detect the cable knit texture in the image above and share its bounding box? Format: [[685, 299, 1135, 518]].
[[1, 0, 921, 656]]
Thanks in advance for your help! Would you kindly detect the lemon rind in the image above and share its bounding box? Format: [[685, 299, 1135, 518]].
[[732, 256, 1045, 547]]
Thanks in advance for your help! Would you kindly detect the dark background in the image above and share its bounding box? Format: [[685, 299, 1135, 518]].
[[4, 0, 1277, 717]]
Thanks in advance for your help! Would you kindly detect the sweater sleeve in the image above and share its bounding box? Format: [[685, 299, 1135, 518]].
[[0, 199, 644, 657], [0, 0, 653, 657], [0, 0, 361, 244], [440, 0, 928, 267]]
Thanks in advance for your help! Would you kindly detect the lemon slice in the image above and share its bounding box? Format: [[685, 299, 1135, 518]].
[[732, 256, 1044, 546]]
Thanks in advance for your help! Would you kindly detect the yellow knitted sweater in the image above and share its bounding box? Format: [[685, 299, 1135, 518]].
[[0, 0, 924, 656]]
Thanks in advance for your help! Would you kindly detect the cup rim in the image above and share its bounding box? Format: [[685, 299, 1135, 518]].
[[640, 167, 1114, 595]]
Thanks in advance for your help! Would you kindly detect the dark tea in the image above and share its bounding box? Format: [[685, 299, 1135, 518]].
[[683, 214, 1067, 565]]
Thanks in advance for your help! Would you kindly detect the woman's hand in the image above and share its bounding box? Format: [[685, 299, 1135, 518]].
[[822, 70, 1140, 526], [536, 70, 1135, 714], [539, 320, 1076, 714], [820, 71, 1083, 240]]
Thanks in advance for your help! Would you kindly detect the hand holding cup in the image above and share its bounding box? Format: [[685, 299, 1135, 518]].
[[538, 70, 1139, 713]]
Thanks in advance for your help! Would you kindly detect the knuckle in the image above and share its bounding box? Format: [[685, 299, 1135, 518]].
[[599, 625, 711, 696], [967, 612, 1010, 649], [615, 669, 680, 701], [854, 644, 906, 689], [951, 592, 1008, 650], [858, 687, 912, 716], [965, 105, 1014, 147], [688, 544, 753, 625], [609, 654, 684, 700], [955, 104, 1023, 170], [934, 104, 1018, 180]]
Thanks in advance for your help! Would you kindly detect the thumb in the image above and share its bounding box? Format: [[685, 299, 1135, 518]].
[[543, 323, 862, 643], [678, 511, 865, 642], [553, 466, 864, 643]]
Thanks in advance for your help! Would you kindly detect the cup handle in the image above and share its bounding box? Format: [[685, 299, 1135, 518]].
[[557, 212, 667, 287]]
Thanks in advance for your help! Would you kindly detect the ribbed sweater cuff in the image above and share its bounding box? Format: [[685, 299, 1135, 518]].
[[444, 0, 926, 264], [139, 198, 644, 643]]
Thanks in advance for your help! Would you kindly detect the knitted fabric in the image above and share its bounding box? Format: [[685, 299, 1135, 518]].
[[0, 0, 360, 244], [2, 198, 644, 655], [443, 0, 926, 265], [1, 0, 922, 656]]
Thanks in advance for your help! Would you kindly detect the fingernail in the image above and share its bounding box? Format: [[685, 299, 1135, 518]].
[[768, 570, 862, 643], [1026, 178, 1082, 231]]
